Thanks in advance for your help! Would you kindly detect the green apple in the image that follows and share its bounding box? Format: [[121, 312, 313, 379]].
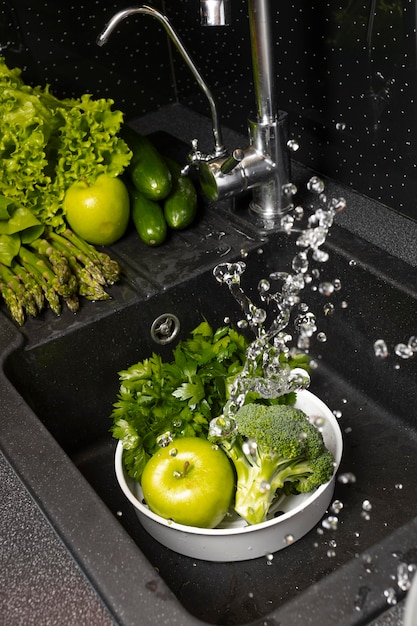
[[141, 437, 235, 528], [63, 174, 130, 246]]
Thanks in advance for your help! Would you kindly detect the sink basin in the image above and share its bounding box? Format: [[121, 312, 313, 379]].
[[1, 163, 417, 625]]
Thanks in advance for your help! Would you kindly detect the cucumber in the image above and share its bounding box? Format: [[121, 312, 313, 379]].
[[130, 189, 167, 246], [122, 126, 172, 201], [163, 158, 198, 230]]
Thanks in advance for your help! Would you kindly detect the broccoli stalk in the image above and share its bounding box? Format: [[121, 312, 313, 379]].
[[209, 404, 335, 525]]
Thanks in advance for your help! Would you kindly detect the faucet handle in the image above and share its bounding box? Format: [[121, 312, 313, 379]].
[[220, 148, 245, 174], [187, 137, 219, 169]]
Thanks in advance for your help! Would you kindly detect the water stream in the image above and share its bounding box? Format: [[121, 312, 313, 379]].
[[211, 178, 346, 424]]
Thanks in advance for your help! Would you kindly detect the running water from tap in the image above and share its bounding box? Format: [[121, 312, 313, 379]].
[[211, 178, 346, 426]]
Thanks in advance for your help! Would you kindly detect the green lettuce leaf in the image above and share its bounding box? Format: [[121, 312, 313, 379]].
[[0, 58, 132, 231], [0, 233, 20, 266]]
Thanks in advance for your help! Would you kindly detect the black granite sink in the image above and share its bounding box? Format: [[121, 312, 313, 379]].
[[1, 178, 417, 626]]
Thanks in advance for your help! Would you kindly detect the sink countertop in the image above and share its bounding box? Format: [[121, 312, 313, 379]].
[[1, 103, 416, 626]]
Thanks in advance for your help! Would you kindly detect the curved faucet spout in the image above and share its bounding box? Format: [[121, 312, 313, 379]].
[[97, 5, 226, 157]]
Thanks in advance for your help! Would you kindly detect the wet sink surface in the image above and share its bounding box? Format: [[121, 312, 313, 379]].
[[2, 192, 417, 625]]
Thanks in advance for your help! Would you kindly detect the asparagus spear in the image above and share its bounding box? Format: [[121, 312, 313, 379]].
[[17, 252, 62, 316], [47, 231, 107, 286], [59, 228, 121, 284], [29, 238, 72, 285], [0, 262, 38, 319]]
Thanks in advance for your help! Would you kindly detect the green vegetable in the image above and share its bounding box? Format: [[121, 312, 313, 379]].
[[163, 158, 198, 230], [0, 229, 121, 325], [0, 58, 131, 231], [209, 403, 335, 525], [130, 188, 167, 247], [122, 126, 172, 201]]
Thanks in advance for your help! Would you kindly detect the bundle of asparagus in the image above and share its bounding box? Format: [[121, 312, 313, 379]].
[[0, 229, 120, 326]]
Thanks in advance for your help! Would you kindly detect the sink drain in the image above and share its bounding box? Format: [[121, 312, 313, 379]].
[[150, 313, 181, 345]]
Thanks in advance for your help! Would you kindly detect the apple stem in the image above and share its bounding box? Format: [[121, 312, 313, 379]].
[[173, 461, 191, 479]]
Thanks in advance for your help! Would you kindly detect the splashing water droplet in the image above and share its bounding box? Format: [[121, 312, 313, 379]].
[[333, 278, 342, 291], [317, 332, 327, 343], [287, 138, 300, 152], [330, 500, 344, 514], [281, 214, 294, 234], [394, 343, 413, 359], [322, 516, 339, 530], [324, 303, 335, 316], [408, 336, 417, 352], [318, 282, 334, 296], [397, 562, 413, 591], [307, 176, 325, 194], [313, 248, 329, 263], [169, 448, 178, 457], [282, 182, 298, 197], [383, 588, 397, 606], [284, 534, 295, 545], [374, 339, 389, 359], [258, 278, 270, 294], [362, 499, 372, 512], [292, 251, 309, 274], [294, 205, 304, 220], [332, 409, 342, 418], [338, 472, 357, 484]]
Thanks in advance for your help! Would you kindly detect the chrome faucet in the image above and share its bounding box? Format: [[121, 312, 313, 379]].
[[98, 2, 292, 220], [97, 5, 226, 159]]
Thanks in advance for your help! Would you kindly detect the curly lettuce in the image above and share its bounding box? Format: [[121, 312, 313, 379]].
[[0, 58, 132, 230]]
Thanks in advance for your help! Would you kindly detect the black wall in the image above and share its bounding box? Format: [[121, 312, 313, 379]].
[[2, 1, 416, 221]]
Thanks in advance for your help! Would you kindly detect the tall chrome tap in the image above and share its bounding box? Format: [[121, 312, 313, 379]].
[[98, 2, 292, 220]]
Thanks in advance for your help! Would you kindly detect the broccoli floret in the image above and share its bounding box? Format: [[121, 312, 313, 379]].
[[209, 403, 335, 525]]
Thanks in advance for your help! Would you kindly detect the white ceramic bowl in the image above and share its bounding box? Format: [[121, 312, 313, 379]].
[[115, 390, 343, 561]]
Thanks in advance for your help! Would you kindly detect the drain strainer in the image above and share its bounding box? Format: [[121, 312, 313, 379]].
[[150, 313, 181, 345]]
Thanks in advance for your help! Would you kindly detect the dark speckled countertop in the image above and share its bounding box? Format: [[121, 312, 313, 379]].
[[1, 104, 415, 625]]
